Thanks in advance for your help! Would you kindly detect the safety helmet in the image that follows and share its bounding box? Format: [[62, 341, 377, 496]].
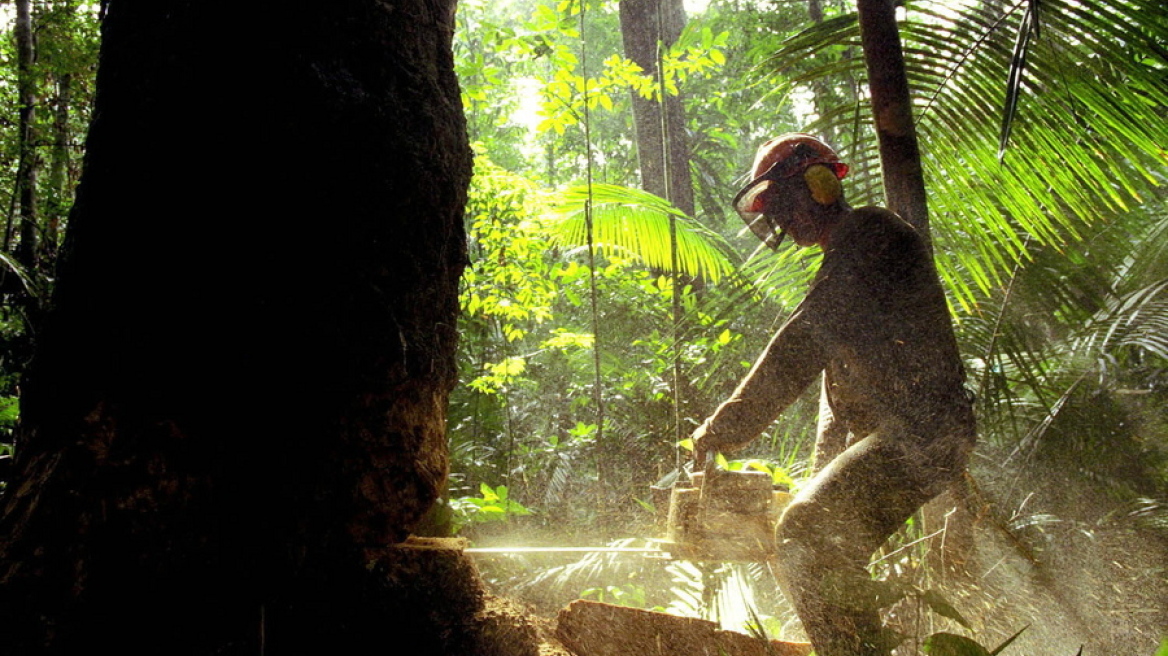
[[732, 133, 849, 249]]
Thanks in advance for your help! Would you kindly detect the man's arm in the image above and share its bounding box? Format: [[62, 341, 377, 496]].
[[692, 305, 828, 462]]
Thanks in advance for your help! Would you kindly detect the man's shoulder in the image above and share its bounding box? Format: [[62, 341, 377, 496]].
[[816, 206, 932, 283], [831, 206, 925, 255], [845, 205, 917, 237]]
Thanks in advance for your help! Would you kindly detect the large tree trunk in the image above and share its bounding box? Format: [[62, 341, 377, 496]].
[[0, 1, 483, 652], [619, 0, 695, 217]]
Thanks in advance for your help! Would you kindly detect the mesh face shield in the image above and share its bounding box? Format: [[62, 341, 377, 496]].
[[733, 177, 786, 249]]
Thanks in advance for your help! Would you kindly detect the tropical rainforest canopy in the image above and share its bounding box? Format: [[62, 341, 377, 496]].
[[0, 0, 1164, 653]]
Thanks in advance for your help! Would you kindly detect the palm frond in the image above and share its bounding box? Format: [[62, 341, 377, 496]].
[[961, 206, 1168, 461], [0, 249, 39, 299], [999, 0, 1040, 158], [1073, 277, 1168, 362], [547, 183, 740, 282]]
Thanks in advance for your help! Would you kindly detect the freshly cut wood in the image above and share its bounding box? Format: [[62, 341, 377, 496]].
[[556, 599, 812, 656]]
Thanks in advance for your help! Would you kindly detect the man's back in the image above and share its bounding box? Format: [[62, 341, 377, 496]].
[[803, 206, 972, 437]]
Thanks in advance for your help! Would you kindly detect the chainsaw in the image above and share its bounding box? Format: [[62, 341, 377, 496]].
[[466, 466, 791, 562]]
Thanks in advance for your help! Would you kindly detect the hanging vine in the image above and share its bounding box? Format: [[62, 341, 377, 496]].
[[577, 0, 607, 485]]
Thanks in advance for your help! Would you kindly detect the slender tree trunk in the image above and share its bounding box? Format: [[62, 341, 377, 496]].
[[619, 0, 695, 217], [856, 0, 930, 242], [806, 0, 841, 148], [0, 2, 493, 652], [13, 0, 38, 271], [41, 72, 71, 274], [808, 0, 824, 22]]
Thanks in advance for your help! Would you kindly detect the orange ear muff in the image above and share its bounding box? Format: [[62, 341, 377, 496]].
[[804, 164, 843, 205]]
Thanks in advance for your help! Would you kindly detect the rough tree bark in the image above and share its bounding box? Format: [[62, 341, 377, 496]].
[[619, 0, 696, 217], [0, 1, 495, 653]]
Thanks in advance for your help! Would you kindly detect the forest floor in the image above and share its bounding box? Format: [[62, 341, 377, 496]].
[[467, 498, 1167, 655]]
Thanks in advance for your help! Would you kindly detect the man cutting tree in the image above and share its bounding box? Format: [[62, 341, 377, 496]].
[[691, 134, 976, 655]]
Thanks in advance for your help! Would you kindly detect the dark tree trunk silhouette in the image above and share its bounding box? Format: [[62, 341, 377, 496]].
[[856, 0, 930, 241], [0, 2, 500, 653], [619, 0, 696, 216]]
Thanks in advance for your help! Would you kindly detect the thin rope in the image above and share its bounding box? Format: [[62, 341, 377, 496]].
[[579, 0, 606, 480], [654, 1, 685, 472]]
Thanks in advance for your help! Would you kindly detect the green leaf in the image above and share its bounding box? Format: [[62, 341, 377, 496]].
[[921, 589, 972, 629], [923, 633, 992, 656], [0, 250, 40, 299], [0, 397, 19, 426], [998, 0, 1041, 158], [633, 497, 655, 512], [547, 184, 739, 282], [989, 625, 1028, 655]]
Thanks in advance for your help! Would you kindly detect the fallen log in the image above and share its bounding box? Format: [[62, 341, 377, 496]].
[[556, 599, 812, 656]]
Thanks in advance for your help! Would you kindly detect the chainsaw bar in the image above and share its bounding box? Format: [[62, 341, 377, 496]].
[[465, 545, 671, 556]]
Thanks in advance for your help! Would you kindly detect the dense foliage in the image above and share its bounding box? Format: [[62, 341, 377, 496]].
[[448, 0, 1168, 535], [445, 0, 1168, 650], [0, 0, 1163, 651], [0, 1, 99, 465]]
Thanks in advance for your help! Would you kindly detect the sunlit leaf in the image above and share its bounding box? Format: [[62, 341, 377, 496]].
[[547, 183, 739, 282]]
